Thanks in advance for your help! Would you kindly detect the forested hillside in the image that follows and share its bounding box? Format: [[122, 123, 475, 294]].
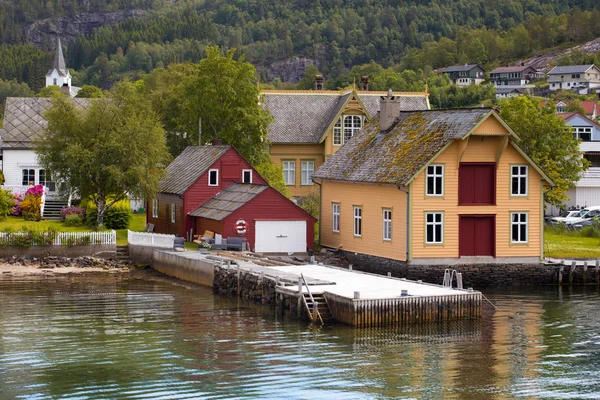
[[0, 0, 600, 93]]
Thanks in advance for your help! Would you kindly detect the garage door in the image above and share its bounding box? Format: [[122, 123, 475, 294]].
[[255, 220, 307, 253]]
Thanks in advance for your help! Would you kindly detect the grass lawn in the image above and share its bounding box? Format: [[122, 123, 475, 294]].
[[2, 213, 147, 246], [545, 229, 600, 259]]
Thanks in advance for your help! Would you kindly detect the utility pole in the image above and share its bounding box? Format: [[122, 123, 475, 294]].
[[198, 117, 202, 146]]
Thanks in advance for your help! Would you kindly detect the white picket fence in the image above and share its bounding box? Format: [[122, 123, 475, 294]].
[[0, 230, 116, 246], [127, 230, 175, 248]]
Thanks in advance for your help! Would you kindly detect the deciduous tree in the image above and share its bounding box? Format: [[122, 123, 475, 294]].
[[499, 96, 588, 206], [36, 81, 171, 228]]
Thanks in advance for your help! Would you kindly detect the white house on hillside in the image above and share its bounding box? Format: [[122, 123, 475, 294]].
[[547, 65, 600, 94]]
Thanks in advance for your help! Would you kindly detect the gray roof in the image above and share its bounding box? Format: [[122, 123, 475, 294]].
[[490, 66, 536, 74], [0, 97, 88, 149], [442, 64, 482, 73], [47, 37, 68, 77], [313, 109, 492, 185], [548, 65, 595, 75], [160, 145, 231, 195], [188, 183, 269, 220], [262, 91, 429, 144], [495, 88, 526, 94]]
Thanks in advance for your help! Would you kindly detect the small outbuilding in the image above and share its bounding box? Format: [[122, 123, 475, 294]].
[[189, 183, 317, 253]]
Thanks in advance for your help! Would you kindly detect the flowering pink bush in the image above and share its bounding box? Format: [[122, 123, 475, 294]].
[[25, 184, 45, 197], [60, 206, 86, 221], [12, 193, 24, 216]]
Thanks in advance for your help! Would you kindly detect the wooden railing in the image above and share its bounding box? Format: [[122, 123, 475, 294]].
[[127, 230, 175, 248]]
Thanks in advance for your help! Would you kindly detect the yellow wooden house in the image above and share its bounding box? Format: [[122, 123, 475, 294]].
[[312, 93, 553, 264], [262, 89, 430, 198]]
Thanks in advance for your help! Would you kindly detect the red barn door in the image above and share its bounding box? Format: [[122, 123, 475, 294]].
[[459, 215, 495, 257]]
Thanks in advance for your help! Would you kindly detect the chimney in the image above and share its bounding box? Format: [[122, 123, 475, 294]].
[[359, 76, 369, 91], [314, 75, 324, 90], [379, 89, 402, 132], [61, 82, 70, 96]]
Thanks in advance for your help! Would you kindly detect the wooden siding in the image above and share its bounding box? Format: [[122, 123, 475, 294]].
[[411, 137, 543, 259], [147, 193, 184, 237], [320, 181, 407, 261], [270, 143, 324, 198], [472, 115, 509, 135], [195, 218, 224, 239]]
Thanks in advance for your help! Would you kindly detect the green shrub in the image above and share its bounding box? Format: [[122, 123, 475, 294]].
[[64, 213, 85, 227], [86, 200, 132, 229], [0, 188, 16, 218]]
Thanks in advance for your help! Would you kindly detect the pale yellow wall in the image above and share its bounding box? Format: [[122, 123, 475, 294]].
[[270, 143, 324, 197], [472, 115, 508, 136], [411, 137, 543, 259], [320, 181, 407, 261]]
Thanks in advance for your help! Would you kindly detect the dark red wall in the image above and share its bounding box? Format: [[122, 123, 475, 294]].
[[214, 187, 316, 251]]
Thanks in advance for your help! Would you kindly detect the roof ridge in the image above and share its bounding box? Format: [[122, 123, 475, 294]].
[[398, 107, 492, 112]]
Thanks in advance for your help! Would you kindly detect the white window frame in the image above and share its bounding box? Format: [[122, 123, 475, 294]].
[[301, 160, 314, 186], [208, 169, 219, 186], [152, 199, 159, 218], [282, 160, 295, 185], [383, 209, 392, 241], [242, 169, 252, 184], [170, 203, 176, 223], [425, 212, 443, 244], [426, 164, 444, 196], [333, 117, 342, 146], [511, 165, 528, 196], [343, 115, 362, 144], [353, 206, 362, 237], [574, 127, 592, 141], [511, 212, 528, 243], [332, 203, 340, 233]]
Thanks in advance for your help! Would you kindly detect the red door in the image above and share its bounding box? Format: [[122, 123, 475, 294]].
[[459, 215, 495, 257], [459, 163, 496, 205]]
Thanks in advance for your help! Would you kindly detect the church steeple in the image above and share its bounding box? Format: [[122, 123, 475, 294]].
[[52, 37, 68, 76]]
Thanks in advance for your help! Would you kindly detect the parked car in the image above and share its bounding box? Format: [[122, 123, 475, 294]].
[[564, 206, 600, 226], [569, 219, 595, 230], [549, 209, 581, 224]]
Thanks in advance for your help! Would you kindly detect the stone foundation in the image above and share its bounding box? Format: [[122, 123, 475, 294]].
[[336, 251, 600, 286]]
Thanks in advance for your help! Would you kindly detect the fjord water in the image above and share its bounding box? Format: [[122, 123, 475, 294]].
[[1, 276, 599, 399]]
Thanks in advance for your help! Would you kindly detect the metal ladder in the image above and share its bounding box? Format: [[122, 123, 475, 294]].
[[299, 274, 327, 324], [443, 269, 463, 289]]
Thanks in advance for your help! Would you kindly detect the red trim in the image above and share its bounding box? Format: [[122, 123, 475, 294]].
[[254, 218, 309, 221]]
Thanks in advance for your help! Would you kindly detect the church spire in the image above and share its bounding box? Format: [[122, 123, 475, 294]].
[[53, 37, 68, 76]]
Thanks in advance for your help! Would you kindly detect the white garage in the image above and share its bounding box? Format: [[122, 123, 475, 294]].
[[254, 220, 307, 253]]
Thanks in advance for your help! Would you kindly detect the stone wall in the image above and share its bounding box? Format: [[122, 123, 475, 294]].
[[337, 251, 600, 286], [213, 265, 278, 304], [0, 245, 116, 260]]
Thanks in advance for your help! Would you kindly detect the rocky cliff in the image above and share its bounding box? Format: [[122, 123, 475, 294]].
[[264, 57, 321, 84], [25, 10, 146, 48], [518, 37, 600, 72]]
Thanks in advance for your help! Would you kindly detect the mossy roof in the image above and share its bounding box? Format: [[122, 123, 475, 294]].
[[312, 109, 491, 186]]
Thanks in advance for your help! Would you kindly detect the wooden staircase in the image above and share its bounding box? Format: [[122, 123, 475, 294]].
[[116, 245, 130, 263], [43, 200, 68, 220], [303, 292, 333, 324]]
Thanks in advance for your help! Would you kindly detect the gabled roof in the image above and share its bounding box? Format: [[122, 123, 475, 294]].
[[313, 108, 553, 186], [442, 64, 482, 73], [496, 88, 526, 94], [547, 65, 595, 75], [490, 66, 536, 74], [0, 97, 88, 149], [188, 183, 269, 220], [262, 90, 429, 144], [558, 112, 600, 130], [47, 38, 69, 77], [160, 145, 231, 195]]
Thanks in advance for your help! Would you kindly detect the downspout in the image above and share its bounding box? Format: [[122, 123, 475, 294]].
[[398, 184, 410, 262], [315, 179, 322, 250], [540, 180, 545, 261]]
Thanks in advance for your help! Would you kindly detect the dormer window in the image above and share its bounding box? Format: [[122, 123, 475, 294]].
[[242, 169, 252, 184], [333, 118, 342, 145], [208, 169, 218, 186], [343, 115, 362, 143]]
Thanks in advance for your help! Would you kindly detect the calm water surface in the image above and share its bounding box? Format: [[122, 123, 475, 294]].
[[1, 274, 599, 399]]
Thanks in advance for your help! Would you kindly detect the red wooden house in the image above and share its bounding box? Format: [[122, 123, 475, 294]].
[[148, 145, 316, 253]]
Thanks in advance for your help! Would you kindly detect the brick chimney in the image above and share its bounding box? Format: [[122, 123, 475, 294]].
[[61, 83, 70, 96], [314, 75, 324, 90], [379, 89, 401, 132], [359, 76, 369, 91]]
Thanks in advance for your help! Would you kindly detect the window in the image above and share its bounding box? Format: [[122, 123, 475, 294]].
[[353, 206, 362, 237], [426, 212, 443, 244], [170, 204, 176, 223], [282, 161, 295, 185], [53, 78, 57, 85], [152, 199, 159, 218], [511, 165, 528, 196], [332, 203, 340, 233], [301, 161, 314, 185], [208, 169, 218, 186], [333, 117, 342, 145], [383, 209, 392, 241], [344, 115, 362, 143], [426, 165, 444, 196], [459, 163, 495, 205], [38, 169, 56, 191], [22, 169, 35, 186], [574, 127, 592, 141], [242, 169, 252, 184], [511, 212, 527, 243]]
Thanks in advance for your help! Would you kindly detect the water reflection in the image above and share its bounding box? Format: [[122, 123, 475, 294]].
[[0, 277, 599, 399]]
